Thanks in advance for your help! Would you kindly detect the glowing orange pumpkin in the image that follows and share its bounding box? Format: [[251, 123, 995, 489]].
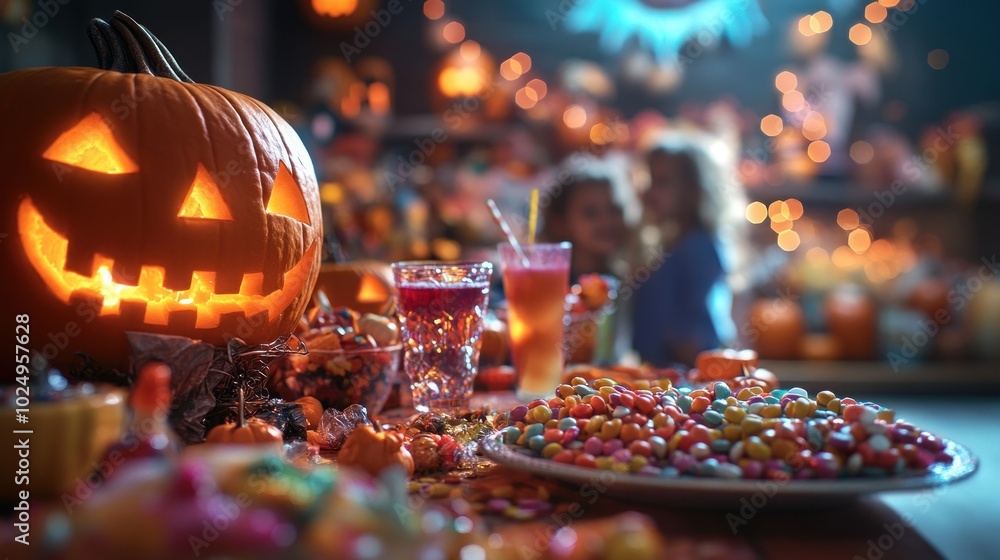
[[0, 13, 322, 369]]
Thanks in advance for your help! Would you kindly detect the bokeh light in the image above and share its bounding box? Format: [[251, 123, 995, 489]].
[[785, 198, 804, 220], [511, 52, 532, 73], [801, 111, 827, 141], [563, 105, 587, 128], [777, 230, 801, 251], [746, 201, 767, 224], [775, 71, 798, 93], [807, 140, 831, 162], [837, 209, 860, 230], [760, 114, 783, 136], [442, 21, 466, 44], [848, 228, 872, 253], [928, 49, 950, 70], [782, 90, 806, 112], [849, 24, 872, 46], [459, 41, 481, 61], [423, 0, 444, 20], [850, 140, 875, 164], [865, 2, 888, 23]]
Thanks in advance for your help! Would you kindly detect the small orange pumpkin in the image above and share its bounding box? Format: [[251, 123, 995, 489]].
[[314, 261, 395, 315], [295, 396, 323, 430], [695, 349, 759, 380], [205, 387, 283, 447], [338, 423, 414, 477]]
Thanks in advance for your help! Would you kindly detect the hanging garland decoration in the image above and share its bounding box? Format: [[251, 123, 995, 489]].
[[563, 0, 768, 64]]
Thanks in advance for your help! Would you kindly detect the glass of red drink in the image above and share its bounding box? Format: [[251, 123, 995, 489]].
[[392, 261, 493, 412], [498, 242, 572, 399]]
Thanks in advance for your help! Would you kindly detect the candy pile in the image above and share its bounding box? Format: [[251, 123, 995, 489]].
[[495, 377, 954, 479], [269, 305, 401, 413]]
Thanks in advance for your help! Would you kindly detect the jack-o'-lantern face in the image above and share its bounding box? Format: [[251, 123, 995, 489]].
[[0, 12, 323, 368]]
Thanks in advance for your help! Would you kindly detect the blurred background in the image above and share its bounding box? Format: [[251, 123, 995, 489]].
[[5, 0, 1000, 384]]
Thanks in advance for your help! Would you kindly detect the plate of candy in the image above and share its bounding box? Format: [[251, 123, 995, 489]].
[[483, 377, 978, 508]]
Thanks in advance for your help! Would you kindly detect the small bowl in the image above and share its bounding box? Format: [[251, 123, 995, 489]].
[[269, 344, 402, 415]]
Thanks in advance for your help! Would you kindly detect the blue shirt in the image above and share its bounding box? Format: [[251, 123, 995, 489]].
[[631, 228, 735, 366]]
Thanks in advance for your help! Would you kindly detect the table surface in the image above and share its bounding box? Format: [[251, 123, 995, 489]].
[[460, 392, 998, 560]]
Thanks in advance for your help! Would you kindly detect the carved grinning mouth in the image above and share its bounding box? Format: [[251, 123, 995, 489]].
[[17, 196, 316, 329]]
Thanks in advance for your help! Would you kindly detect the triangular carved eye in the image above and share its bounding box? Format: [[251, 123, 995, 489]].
[[266, 162, 311, 225], [178, 164, 233, 221], [42, 113, 139, 174]]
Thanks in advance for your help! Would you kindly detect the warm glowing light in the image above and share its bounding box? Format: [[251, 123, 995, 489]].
[[312, 0, 358, 17], [801, 111, 827, 141], [869, 239, 894, 259], [42, 113, 138, 174], [423, 0, 444, 20], [806, 246, 829, 264], [812, 11, 833, 33], [807, 141, 831, 163], [782, 90, 806, 112], [848, 228, 872, 253], [17, 197, 315, 328], [775, 71, 798, 93], [832, 246, 859, 269], [927, 49, 949, 70], [768, 200, 790, 223], [865, 261, 892, 283], [850, 141, 875, 164], [865, 2, 888, 23], [367, 82, 390, 115], [515, 88, 537, 109], [563, 105, 587, 129], [878, 0, 900, 7], [267, 163, 311, 225], [511, 52, 532, 74], [590, 123, 613, 144], [357, 273, 390, 303], [777, 230, 801, 251], [459, 40, 481, 62], [526, 78, 547, 99], [849, 24, 872, 46], [443, 21, 466, 44], [178, 165, 233, 221], [798, 15, 816, 37], [760, 114, 783, 137], [500, 59, 522, 81], [771, 219, 793, 233], [785, 198, 804, 220], [837, 209, 860, 230], [438, 66, 486, 97], [745, 201, 767, 224]]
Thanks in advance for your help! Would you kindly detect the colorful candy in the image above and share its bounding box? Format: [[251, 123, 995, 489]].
[[494, 378, 954, 480]]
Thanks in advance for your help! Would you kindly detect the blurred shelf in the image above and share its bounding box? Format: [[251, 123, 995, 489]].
[[761, 359, 1000, 395]]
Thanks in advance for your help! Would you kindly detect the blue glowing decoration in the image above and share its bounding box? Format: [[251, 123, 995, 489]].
[[565, 0, 768, 64]]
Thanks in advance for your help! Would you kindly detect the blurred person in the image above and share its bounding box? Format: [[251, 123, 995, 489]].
[[630, 133, 748, 367], [541, 169, 627, 283]]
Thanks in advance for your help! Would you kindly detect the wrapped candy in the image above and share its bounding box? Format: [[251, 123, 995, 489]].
[[318, 404, 369, 449]]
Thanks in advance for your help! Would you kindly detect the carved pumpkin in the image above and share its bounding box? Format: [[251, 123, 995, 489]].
[[314, 261, 395, 315], [0, 12, 322, 369], [338, 423, 414, 477]]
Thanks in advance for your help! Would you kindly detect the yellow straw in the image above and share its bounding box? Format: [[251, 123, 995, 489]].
[[527, 188, 539, 244]]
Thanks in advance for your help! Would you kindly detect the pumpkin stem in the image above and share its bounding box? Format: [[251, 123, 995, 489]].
[[88, 11, 193, 83], [237, 385, 246, 428]]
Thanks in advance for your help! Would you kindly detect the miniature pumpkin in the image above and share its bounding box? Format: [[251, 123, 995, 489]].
[[206, 387, 283, 448], [338, 423, 414, 477], [748, 298, 805, 360], [0, 12, 322, 369], [695, 349, 758, 380], [295, 396, 324, 430]]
